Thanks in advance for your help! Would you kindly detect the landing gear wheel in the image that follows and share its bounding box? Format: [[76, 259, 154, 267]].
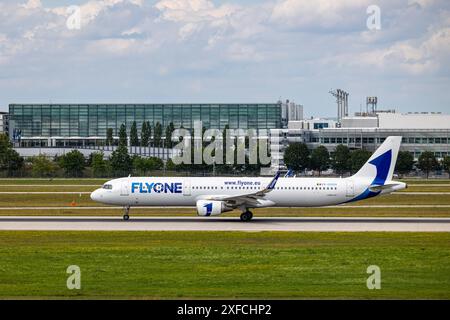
[[240, 211, 253, 222], [123, 206, 130, 221]]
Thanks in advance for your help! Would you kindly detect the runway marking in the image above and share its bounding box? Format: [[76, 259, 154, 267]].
[[1, 216, 449, 232], [0, 205, 450, 210], [0, 185, 100, 187], [0, 192, 92, 194], [394, 192, 450, 195], [406, 184, 450, 187]]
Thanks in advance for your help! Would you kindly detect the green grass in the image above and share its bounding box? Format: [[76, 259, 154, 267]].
[[1, 193, 449, 208], [0, 186, 98, 192], [401, 179, 450, 184], [0, 231, 449, 299], [0, 178, 107, 185]]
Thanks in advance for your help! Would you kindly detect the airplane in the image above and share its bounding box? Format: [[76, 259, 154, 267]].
[[90, 136, 407, 222]]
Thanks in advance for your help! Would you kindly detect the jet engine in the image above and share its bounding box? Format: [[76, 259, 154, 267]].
[[196, 200, 232, 216]]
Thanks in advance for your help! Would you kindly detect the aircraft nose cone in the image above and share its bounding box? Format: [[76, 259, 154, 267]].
[[90, 189, 102, 202]]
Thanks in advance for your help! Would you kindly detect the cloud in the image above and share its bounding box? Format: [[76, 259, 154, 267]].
[[155, 0, 237, 23], [0, 0, 449, 114], [270, 0, 370, 31], [336, 22, 450, 76], [20, 0, 42, 10], [154, 0, 240, 43]]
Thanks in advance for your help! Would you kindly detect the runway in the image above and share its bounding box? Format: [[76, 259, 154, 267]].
[[1, 204, 450, 210], [0, 216, 450, 232]]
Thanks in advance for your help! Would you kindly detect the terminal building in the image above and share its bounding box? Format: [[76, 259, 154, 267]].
[[8, 103, 285, 148], [4, 100, 450, 171]]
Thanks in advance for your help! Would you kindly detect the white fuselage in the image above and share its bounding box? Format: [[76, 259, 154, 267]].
[[90, 176, 406, 208]]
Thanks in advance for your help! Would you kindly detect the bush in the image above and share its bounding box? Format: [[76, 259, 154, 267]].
[[58, 150, 86, 177], [30, 154, 58, 178]]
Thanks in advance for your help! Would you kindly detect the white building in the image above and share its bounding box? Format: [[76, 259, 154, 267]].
[[342, 111, 450, 129], [281, 100, 303, 127], [0, 112, 8, 135], [377, 112, 450, 129], [271, 111, 450, 171]]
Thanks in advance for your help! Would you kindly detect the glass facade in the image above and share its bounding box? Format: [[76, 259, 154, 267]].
[[9, 103, 282, 139]]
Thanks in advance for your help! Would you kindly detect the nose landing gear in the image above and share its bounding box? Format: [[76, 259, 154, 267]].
[[123, 206, 130, 221]]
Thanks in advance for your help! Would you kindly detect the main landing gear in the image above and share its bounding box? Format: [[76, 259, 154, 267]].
[[123, 206, 130, 221], [240, 210, 253, 222]]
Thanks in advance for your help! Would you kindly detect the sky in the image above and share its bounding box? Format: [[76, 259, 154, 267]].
[[0, 0, 449, 117]]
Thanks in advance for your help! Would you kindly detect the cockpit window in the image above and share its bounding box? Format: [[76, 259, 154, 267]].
[[102, 184, 113, 190]]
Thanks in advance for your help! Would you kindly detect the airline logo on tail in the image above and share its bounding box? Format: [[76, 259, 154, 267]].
[[347, 150, 393, 203], [347, 136, 402, 203], [369, 149, 392, 187]]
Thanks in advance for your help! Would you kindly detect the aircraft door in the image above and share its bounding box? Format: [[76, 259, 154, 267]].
[[346, 180, 355, 197], [183, 179, 191, 196], [121, 182, 129, 196]]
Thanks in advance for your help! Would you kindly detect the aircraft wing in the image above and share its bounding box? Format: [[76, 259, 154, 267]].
[[203, 172, 281, 207]]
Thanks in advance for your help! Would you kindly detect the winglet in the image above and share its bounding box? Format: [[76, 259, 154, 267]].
[[284, 169, 294, 178], [266, 171, 281, 190]]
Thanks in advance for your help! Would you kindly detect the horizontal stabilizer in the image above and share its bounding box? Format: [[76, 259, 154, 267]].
[[368, 183, 403, 192]]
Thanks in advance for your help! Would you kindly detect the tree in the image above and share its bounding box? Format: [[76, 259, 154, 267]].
[[331, 144, 351, 175], [141, 121, 151, 147], [165, 122, 175, 148], [91, 152, 109, 177], [310, 145, 330, 176], [106, 128, 114, 146], [417, 151, 439, 179], [133, 156, 164, 175], [148, 157, 164, 171], [283, 142, 310, 172], [442, 156, 450, 178], [132, 155, 145, 174], [58, 150, 86, 177], [118, 123, 127, 147], [30, 154, 57, 177], [396, 151, 415, 176], [154, 122, 162, 147], [0, 134, 24, 175], [166, 158, 177, 171], [350, 149, 372, 173], [130, 121, 139, 147], [110, 145, 132, 176]]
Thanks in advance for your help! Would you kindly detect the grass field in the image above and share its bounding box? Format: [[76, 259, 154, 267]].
[[1, 179, 449, 300], [0, 231, 449, 299], [1, 178, 450, 217], [2, 206, 450, 218]]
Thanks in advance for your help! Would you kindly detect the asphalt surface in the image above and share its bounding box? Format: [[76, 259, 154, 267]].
[[0, 216, 449, 232]]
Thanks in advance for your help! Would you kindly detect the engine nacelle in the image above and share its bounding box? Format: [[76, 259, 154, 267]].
[[196, 200, 232, 217]]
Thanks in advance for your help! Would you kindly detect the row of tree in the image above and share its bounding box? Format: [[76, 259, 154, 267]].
[[2, 132, 450, 178], [284, 142, 450, 178], [107, 121, 175, 147], [28, 150, 164, 178], [1, 133, 165, 178]]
